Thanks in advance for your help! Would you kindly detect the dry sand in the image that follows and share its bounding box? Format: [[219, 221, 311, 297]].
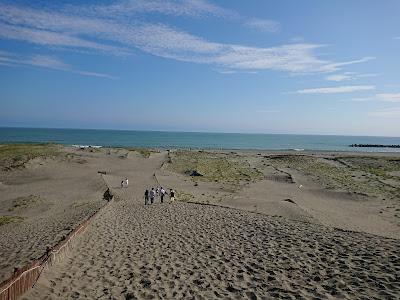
[[0, 147, 163, 282], [1, 146, 400, 299], [26, 177, 400, 299], [158, 150, 400, 239]]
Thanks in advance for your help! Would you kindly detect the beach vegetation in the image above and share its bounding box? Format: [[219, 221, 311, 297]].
[[267, 155, 400, 199], [175, 190, 195, 202], [0, 143, 61, 170], [166, 150, 263, 183], [127, 148, 158, 158], [0, 215, 24, 226], [8, 195, 44, 211]]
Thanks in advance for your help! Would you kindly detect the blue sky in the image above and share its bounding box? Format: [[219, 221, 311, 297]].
[[0, 0, 399, 136]]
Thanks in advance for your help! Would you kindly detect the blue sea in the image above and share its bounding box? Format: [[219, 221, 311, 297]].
[[0, 127, 399, 152]]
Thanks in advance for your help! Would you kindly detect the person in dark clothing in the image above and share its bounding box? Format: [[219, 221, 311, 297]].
[[149, 188, 156, 204], [103, 188, 113, 201], [169, 189, 175, 203], [144, 189, 149, 205], [160, 187, 166, 203]]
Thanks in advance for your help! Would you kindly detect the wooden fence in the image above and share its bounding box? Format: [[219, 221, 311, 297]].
[[0, 175, 112, 300]]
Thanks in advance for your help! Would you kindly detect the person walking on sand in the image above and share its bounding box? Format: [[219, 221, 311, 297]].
[[144, 189, 149, 205], [149, 188, 156, 204], [125, 177, 129, 188], [160, 187, 166, 203], [169, 189, 175, 203]]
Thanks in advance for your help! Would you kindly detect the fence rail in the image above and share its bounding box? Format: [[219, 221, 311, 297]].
[[0, 174, 111, 300]]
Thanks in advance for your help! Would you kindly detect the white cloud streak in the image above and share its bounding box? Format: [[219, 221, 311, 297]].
[[0, 50, 116, 78], [348, 97, 375, 102], [0, 24, 130, 56], [0, 2, 374, 74], [325, 74, 353, 82], [296, 85, 375, 94], [325, 72, 379, 82], [244, 18, 280, 33], [369, 107, 400, 117], [376, 93, 400, 102], [346, 93, 400, 103], [87, 0, 237, 18]]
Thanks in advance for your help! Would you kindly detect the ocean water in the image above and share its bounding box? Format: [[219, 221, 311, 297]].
[[0, 127, 399, 152]]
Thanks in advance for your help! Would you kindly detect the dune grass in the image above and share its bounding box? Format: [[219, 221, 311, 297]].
[[166, 150, 263, 183], [0, 143, 61, 170], [0, 215, 24, 226], [338, 156, 400, 179], [8, 195, 43, 212], [175, 190, 195, 202], [268, 155, 400, 198], [127, 148, 157, 158]]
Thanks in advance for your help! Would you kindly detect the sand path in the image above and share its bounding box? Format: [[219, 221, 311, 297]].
[[25, 154, 400, 299]]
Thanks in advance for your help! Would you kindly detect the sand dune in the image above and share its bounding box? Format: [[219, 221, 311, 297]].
[[26, 194, 400, 299], [1, 146, 400, 299]]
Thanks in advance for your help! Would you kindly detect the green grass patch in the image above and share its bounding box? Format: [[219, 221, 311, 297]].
[[268, 155, 400, 198], [166, 150, 263, 183], [175, 190, 195, 202], [0, 215, 24, 226], [338, 157, 400, 179], [127, 148, 157, 158], [8, 195, 43, 211], [0, 143, 61, 170]]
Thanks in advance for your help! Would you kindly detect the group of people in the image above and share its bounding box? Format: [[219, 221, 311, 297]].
[[118, 177, 175, 205], [120, 177, 129, 188], [144, 187, 175, 205]]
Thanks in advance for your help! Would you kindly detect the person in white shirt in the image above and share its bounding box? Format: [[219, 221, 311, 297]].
[[149, 188, 156, 204], [124, 177, 129, 188], [160, 187, 166, 203]]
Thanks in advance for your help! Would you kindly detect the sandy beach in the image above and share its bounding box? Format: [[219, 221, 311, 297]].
[[1, 144, 399, 299]]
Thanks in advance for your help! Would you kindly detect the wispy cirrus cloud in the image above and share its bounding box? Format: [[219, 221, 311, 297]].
[[0, 2, 374, 75], [0, 24, 131, 56], [0, 50, 116, 78], [369, 107, 400, 117], [347, 97, 375, 102], [325, 72, 379, 82], [244, 18, 280, 33], [347, 93, 400, 102], [296, 85, 375, 94], [376, 93, 400, 102], [87, 0, 237, 18]]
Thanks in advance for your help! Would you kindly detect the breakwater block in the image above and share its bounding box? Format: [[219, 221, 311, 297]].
[[349, 144, 400, 148]]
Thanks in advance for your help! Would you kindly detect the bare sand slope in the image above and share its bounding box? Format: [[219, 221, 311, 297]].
[[26, 165, 400, 299], [0, 147, 165, 282], [0, 154, 107, 282], [223, 178, 400, 239]]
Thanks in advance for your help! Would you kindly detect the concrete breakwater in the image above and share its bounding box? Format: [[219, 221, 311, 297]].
[[350, 144, 400, 148]]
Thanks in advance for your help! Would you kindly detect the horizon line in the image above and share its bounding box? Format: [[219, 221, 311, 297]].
[[0, 126, 399, 139]]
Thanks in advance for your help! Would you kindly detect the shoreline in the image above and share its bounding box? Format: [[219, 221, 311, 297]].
[[0, 141, 400, 155]]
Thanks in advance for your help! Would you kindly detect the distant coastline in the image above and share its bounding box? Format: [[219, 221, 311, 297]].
[[350, 144, 400, 149], [1, 127, 400, 152]]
